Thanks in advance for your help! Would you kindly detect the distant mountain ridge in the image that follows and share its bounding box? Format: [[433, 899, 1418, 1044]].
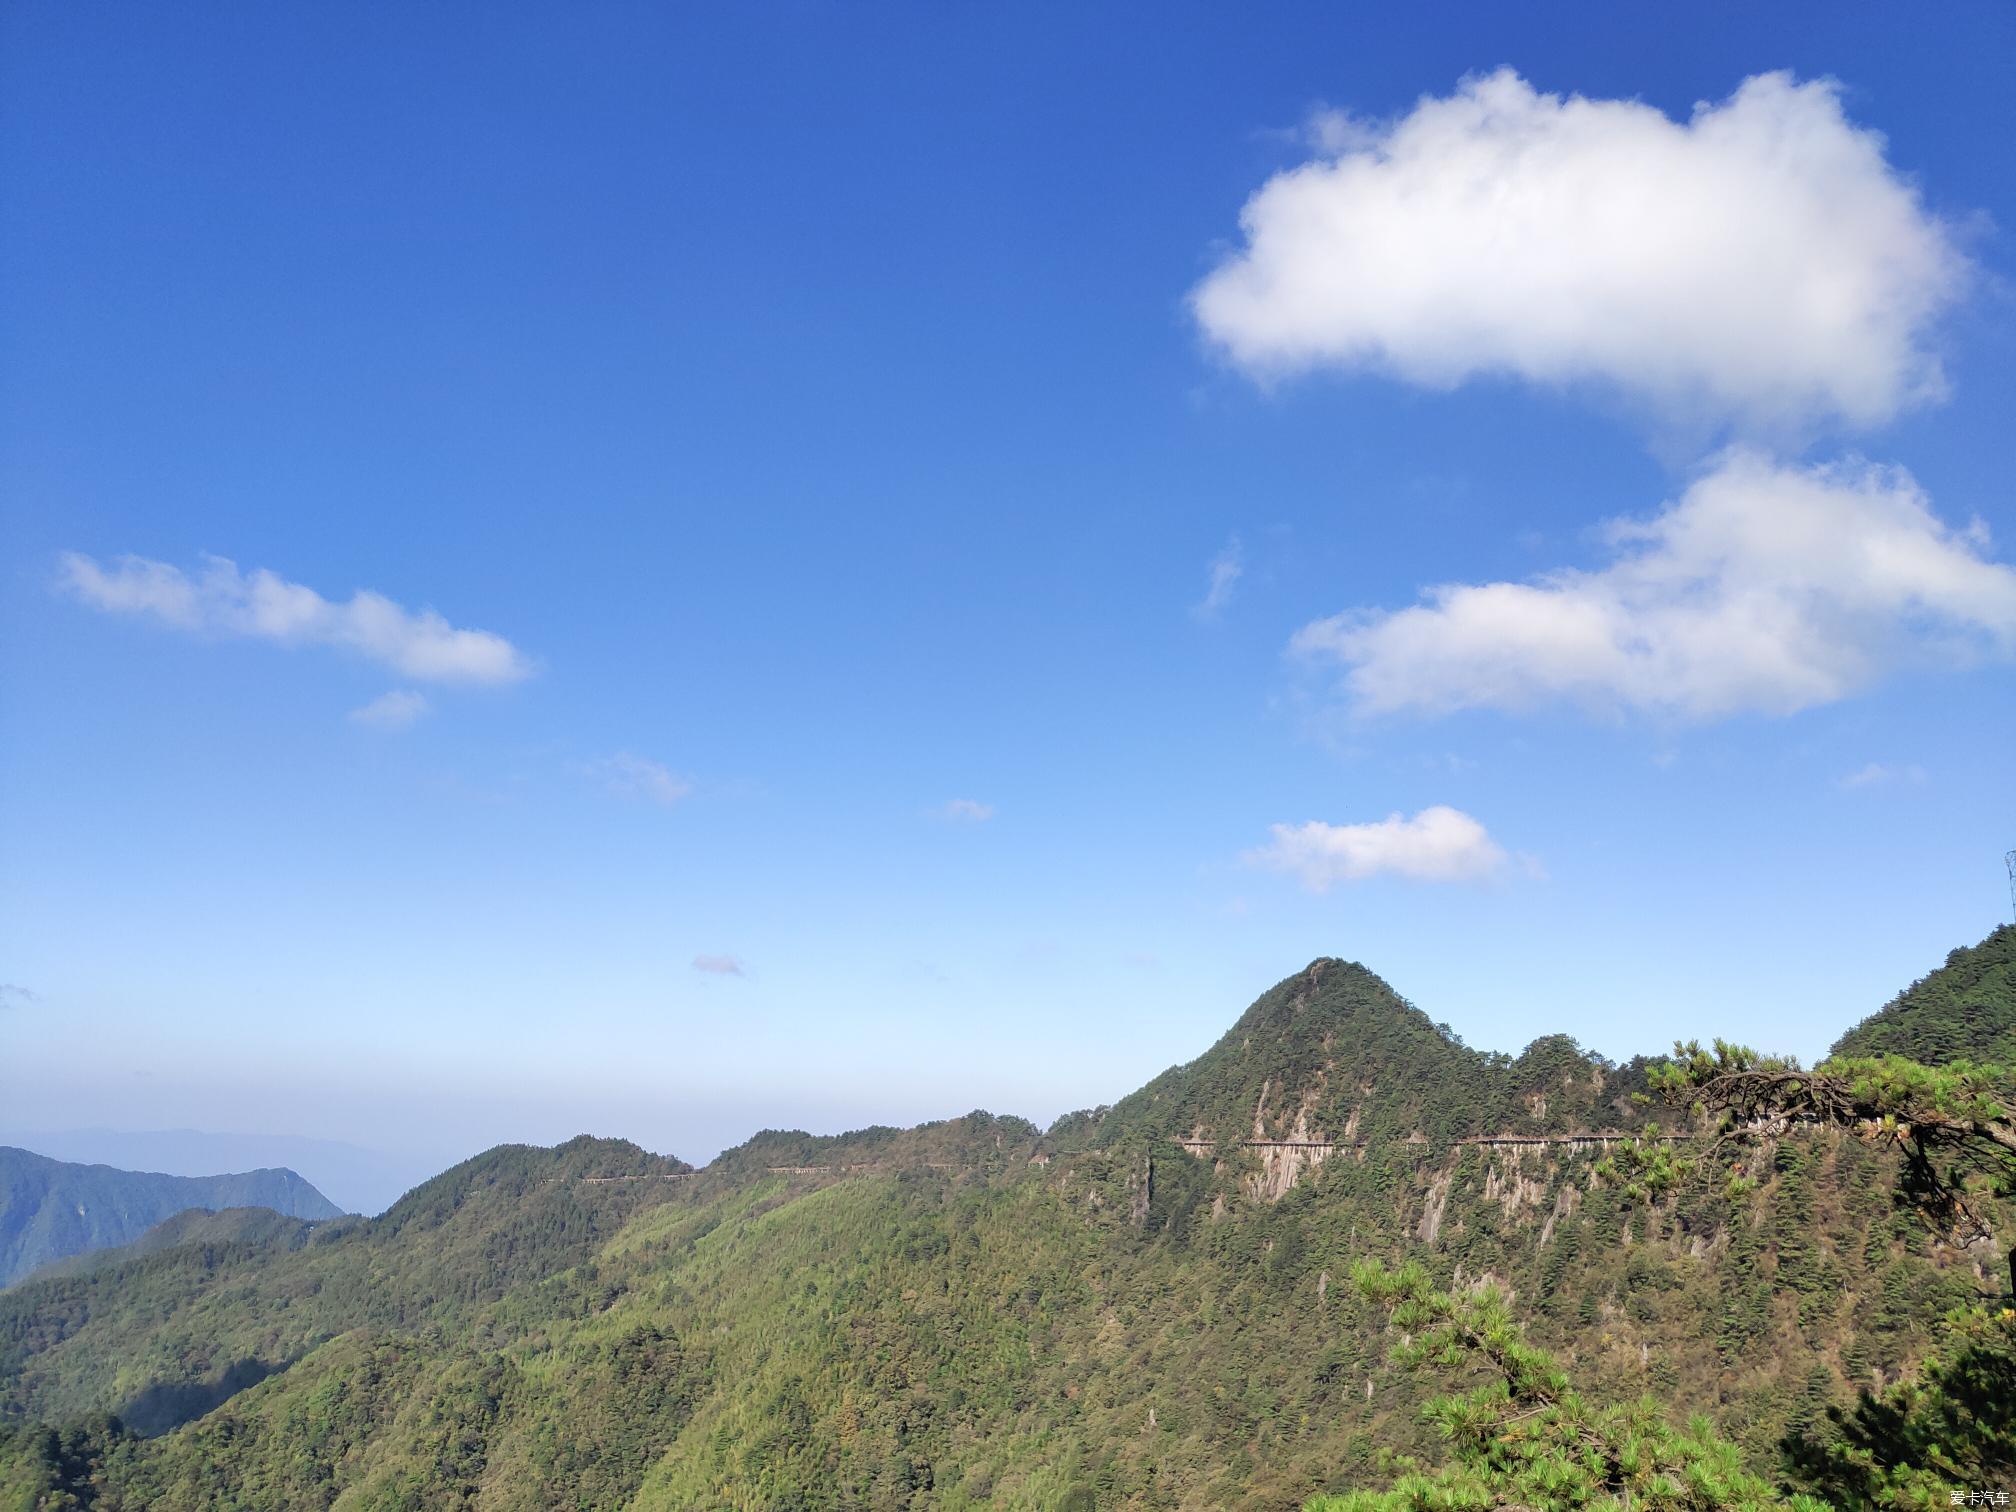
[[0, 1147, 344, 1288], [1829, 923, 2016, 1066], [0, 1127, 439, 1217]]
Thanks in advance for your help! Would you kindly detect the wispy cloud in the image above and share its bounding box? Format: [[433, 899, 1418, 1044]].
[[585, 753, 692, 807], [1293, 452, 2016, 722], [1839, 762, 1928, 791], [933, 798, 996, 822], [348, 689, 430, 729], [0, 984, 39, 1010], [1193, 537, 1244, 621], [692, 954, 745, 976], [1194, 70, 1968, 433], [1245, 806, 1512, 888], [59, 552, 533, 684]]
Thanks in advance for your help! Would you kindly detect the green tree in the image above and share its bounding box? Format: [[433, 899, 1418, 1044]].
[[1653, 1044, 2016, 1295], [1780, 1304, 2016, 1510], [1655, 1042, 2016, 1509], [1305, 1261, 1826, 1512]]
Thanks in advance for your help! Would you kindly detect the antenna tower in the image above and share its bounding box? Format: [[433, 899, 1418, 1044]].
[[2007, 849, 2016, 923]]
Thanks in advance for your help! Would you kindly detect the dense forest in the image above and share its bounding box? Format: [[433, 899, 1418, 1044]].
[[1831, 925, 2016, 1065], [2, 930, 2011, 1509]]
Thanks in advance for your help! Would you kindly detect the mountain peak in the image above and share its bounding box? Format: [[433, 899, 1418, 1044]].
[[1093, 959, 1489, 1155], [1078, 957, 1647, 1178], [1229, 957, 1435, 1036]]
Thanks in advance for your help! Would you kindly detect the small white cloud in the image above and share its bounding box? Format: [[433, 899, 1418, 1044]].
[[1294, 451, 2016, 722], [348, 689, 429, 729], [934, 798, 996, 822], [1193, 538, 1244, 620], [1245, 806, 1511, 888], [1194, 70, 1969, 432], [1839, 762, 1928, 790], [692, 954, 745, 976], [586, 752, 692, 807], [59, 552, 532, 684]]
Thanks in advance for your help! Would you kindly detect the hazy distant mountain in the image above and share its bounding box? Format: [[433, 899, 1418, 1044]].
[[0, 1128, 441, 1217], [0, 1147, 344, 1287], [1830, 923, 2016, 1065]]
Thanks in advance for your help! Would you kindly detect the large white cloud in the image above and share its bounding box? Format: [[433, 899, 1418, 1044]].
[[1294, 451, 2016, 720], [60, 552, 531, 684], [1193, 70, 1968, 431], [1246, 806, 1509, 887]]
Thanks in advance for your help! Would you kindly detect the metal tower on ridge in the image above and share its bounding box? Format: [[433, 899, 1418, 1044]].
[[2007, 848, 2016, 922]]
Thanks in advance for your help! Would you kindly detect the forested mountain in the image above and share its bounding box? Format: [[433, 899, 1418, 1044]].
[[1082, 958, 1648, 1152], [19, 1208, 321, 1288], [0, 1148, 343, 1288], [1831, 923, 2016, 1066], [0, 944, 2010, 1509]]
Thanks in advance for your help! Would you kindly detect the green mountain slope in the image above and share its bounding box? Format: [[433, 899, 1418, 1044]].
[[1830, 924, 2016, 1065], [0, 1147, 344, 1288], [0, 958, 2000, 1509], [23, 1207, 321, 1286], [1083, 960, 1644, 1153], [0, 1136, 689, 1433]]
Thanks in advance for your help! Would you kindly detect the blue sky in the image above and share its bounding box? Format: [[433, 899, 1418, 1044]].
[[3, 1, 2013, 1190]]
